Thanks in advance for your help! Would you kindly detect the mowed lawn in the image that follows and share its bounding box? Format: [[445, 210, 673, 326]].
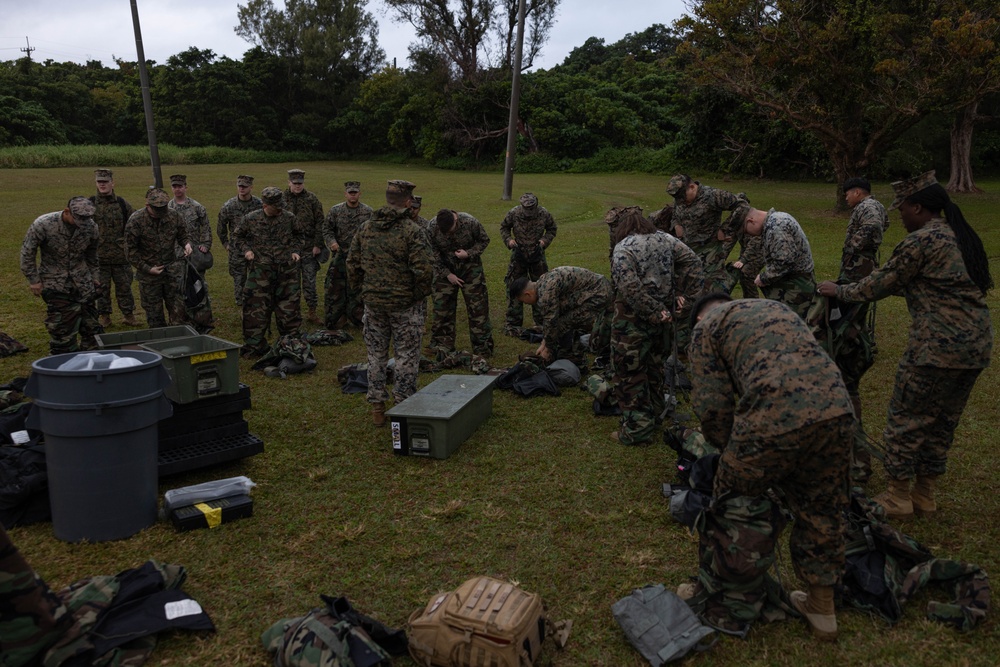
[[2, 164, 999, 666]]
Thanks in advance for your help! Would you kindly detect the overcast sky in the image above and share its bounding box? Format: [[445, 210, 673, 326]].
[[1, 0, 687, 71]]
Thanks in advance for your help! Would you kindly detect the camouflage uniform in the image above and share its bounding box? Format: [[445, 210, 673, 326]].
[[90, 191, 136, 319], [0, 523, 70, 667], [604, 206, 643, 260], [534, 266, 612, 365], [834, 219, 992, 481], [427, 212, 495, 357], [757, 209, 815, 320], [736, 234, 764, 298], [233, 205, 306, 356], [124, 207, 189, 328], [283, 187, 325, 312], [218, 193, 262, 306], [323, 200, 373, 329], [347, 205, 434, 405], [610, 231, 703, 445], [671, 183, 742, 290], [831, 194, 888, 483], [20, 210, 102, 354], [170, 196, 214, 329], [688, 299, 855, 628], [501, 199, 557, 330]]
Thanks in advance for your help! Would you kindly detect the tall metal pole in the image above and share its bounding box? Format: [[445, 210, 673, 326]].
[[502, 0, 527, 200], [131, 0, 162, 188]]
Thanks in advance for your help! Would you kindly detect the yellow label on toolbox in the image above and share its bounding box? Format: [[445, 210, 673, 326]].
[[190, 350, 227, 365], [195, 503, 222, 528]]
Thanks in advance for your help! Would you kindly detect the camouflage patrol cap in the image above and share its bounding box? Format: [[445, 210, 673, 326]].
[[519, 192, 538, 208], [287, 169, 305, 183], [169, 174, 187, 186], [146, 187, 170, 207], [889, 170, 937, 210], [665, 174, 688, 197], [345, 181, 361, 192], [604, 205, 643, 226], [386, 179, 416, 203], [94, 168, 113, 182], [67, 196, 96, 218], [237, 175, 254, 186], [261, 186, 284, 207]]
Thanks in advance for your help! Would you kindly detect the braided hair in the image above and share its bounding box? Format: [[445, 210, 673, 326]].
[[906, 183, 993, 295]]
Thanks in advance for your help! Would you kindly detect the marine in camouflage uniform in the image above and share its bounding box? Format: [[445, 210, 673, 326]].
[[610, 227, 703, 445], [233, 187, 305, 357], [733, 233, 764, 298], [347, 180, 434, 424], [427, 209, 495, 357], [501, 193, 557, 333], [819, 178, 890, 485], [322, 181, 373, 329], [510, 266, 612, 366], [284, 169, 325, 324], [820, 171, 993, 519], [125, 189, 192, 328], [665, 174, 743, 292], [604, 206, 644, 260], [20, 197, 103, 354], [687, 296, 854, 639], [217, 174, 262, 306], [169, 174, 214, 331], [89, 168, 136, 327], [741, 206, 816, 320]]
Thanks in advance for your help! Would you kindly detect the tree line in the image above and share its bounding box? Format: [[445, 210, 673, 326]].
[[2, 0, 999, 203]]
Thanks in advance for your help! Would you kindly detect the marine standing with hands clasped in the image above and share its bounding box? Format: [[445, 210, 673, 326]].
[[90, 168, 136, 328], [323, 180, 373, 329], [284, 169, 325, 325], [20, 197, 102, 354], [346, 180, 435, 426], [124, 188, 192, 328], [217, 175, 262, 306], [233, 187, 305, 358], [817, 171, 993, 520], [501, 193, 556, 335]]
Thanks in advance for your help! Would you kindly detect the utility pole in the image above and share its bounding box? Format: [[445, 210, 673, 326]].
[[502, 0, 527, 201], [130, 0, 163, 188], [20, 37, 35, 61]]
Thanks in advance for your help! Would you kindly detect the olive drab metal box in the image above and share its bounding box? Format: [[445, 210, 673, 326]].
[[386, 375, 495, 459]]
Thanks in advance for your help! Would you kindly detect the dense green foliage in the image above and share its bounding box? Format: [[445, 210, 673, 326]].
[[2, 6, 1000, 180]]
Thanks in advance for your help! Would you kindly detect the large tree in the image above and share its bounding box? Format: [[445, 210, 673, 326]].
[[384, 0, 560, 80], [235, 0, 385, 147], [677, 0, 1000, 208]]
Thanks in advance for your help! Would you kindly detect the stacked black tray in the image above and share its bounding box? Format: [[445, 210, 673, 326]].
[[157, 384, 263, 476]]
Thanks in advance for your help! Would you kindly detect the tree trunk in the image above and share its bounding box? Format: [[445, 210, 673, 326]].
[[947, 101, 984, 194]]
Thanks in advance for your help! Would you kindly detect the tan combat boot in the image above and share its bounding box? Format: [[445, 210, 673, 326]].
[[99, 314, 112, 328], [372, 402, 387, 427], [790, 585, 837, 641], [122, 312, 138, 326], [873, 479, 913, 520], [911, 475, 938, 517]]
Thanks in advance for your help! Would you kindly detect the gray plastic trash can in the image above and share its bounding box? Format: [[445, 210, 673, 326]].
[[25, 350, 173, 542]]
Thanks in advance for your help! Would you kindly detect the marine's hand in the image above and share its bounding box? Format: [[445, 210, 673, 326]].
[[29, 283, 42, 297]]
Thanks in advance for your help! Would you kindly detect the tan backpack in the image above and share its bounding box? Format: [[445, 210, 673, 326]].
[[407, 576, 546, 667]]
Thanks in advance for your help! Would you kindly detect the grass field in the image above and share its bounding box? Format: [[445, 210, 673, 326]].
[[2, 163, 999, 666]]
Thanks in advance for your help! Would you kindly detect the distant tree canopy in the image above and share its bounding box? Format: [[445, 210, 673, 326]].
[[3, 5, 1000, 187]]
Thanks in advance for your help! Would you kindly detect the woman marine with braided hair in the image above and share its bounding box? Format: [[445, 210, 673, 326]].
[[817, 171, 993, 520]]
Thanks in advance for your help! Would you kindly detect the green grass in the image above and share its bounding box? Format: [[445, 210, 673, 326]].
[[1, 164, 999, 666]]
